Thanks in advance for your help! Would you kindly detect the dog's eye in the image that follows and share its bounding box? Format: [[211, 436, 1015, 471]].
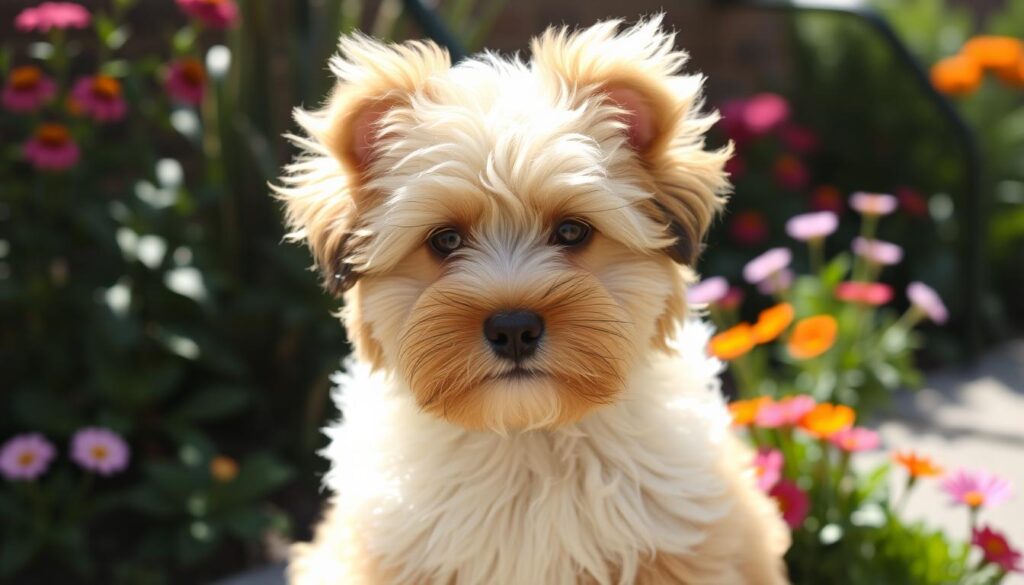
[[553, 219, 592, 247], [429, 228, 463, 256]]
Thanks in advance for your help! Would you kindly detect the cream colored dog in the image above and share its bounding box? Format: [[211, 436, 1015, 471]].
[[276, 16, 790, 584]]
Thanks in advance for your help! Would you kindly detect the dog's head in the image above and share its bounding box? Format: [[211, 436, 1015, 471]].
[[277, 17, 730, 432]]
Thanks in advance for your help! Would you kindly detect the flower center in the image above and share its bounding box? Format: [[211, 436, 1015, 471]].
[[37, 123, 70, 147], [90, 445, 109, 461], [91, 75, 122, 100], [11, 66, 42, 90], [180, 60, 206, 86], [985, 538, 1008, 557], [17, 451, 37, 467], [963, 490, 985, 507]]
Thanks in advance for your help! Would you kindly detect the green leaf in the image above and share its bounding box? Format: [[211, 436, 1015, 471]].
[[220, 453, 292, 504], [821, 253, 851, 288], [0, 534, 41, 577], [170, 386, 251, 422]]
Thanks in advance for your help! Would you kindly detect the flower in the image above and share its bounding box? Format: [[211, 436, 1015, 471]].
[[719, 287, 745, 311], [941, 469, 1012, 509], [729, 210, 769, 246], [755, 395, 816, 428], [786, 211, 838, 241], [71, 75, 127, 122], [773, 154, 809, 191], [177, 0, 239, 29], [895, 186, 929, 218], [70, 427, 130, 475], [834, 282, 893, 306], [743, 93, 790, 135], [0, 434, 56, 481], [852, 237, 903, 266], [907, 282, 948, 325], [728, 397, 772, 427], [850, 192, 898, 216], [753, 449, 783, 492], [787, 315, 838, 359], [810, 185, 845, 214], [830, 427, 880, 452], [799, 403, 854, 438], [709, 324, 756, 361], [972, 526, 1022, 573], [752, 303, 794, 343], [892, 450, 943, 478], [779, 124, 818, 154], [757, 268, 793, 295], [743, 248, 791, 285], [930, 55, 983, 96], [165, 58, 207, 105], [210, 455, 239, 482], [24, 123, 80, 171], [770, 479, 809, 529], [14, 2, 90, 32], [2, 66, 56, 113], [688, 277, 729, 305], [962, 36, 1023, 82]]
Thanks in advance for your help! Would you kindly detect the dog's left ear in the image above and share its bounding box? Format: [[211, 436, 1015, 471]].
[[531, 16, 731, 266]]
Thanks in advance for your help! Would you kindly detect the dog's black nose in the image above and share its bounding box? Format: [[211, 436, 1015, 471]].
[[484, 310, 544, 361]]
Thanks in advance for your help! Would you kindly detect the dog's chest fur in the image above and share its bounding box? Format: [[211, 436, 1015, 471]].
[[321, 322, 736, 584]]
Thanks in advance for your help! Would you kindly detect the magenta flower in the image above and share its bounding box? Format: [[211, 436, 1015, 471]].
[[850, 192, 897, 216], [786, 211, 838, 241], [743, 248, 792, 285], [755, 395, 816, 428], [24, 123, 80, 171], [729, 210, 769, 246], [907, 282, 948, 325], [70, 427, 130, 476], [769, 479, 809, 529], [852, 237, 903, 266], [0, 434, 56, 481], [973, 526, 1022, 573], [753, 449, 783, 492], [70, 75, 127, 122], [835, 282, 893, 306], [165, 58, 206, 106], [743, 93, 790, 135], [942, 469, 1012, 509], [810, 185, 845, 215], [896, 186, 929, 218], [2, 66, 56, 113], [689, 276, 729, 305], [830, 427, 880, 452], [177, 0, 239, 29], [779, 123, 819, 154], [14, 2, 90, 32], [757, 268, 793, 294], [773, 154, 809, 191]]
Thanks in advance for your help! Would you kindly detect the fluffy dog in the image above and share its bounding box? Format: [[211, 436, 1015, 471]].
[[276, 16, 790, 584]]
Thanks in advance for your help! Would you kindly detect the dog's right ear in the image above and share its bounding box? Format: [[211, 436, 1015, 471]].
[[275, 34, 450, 295]]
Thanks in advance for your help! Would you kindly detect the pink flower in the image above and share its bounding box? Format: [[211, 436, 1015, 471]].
[[850, 192, 897, 216], [729, 210, 769, 246], [755, 395, 816, 428], [176, 0, 239, 29], [689, 277, 729, 305], [2, 65, 56, 113], [941, 469, 1012, 509], [70, 75, 127, 122], [972, 526, 1022, 573], [835, 282, 893, 306], [810, 185, 845, 214], [753, 449, 783, 492], [852, 237, 903, 266], [719, 287, 745, 311], [14, 2, 90, 32], [165, 58, 206, 105], [743, 247, 792, 285], [773, 154, 809, 191], [744, 93, 790, 135], [896, 187, 929, 218], [24, 123, 80, 171], [779, 123, 819, 154], [0, 434, 56, 481], [757, 268, 793, 294], [786, 211, 838, 241], [907, 282, 948, 324], [70, 427, 130, 476], [770, 479, 809, 529], [830, 427, 880, 452]]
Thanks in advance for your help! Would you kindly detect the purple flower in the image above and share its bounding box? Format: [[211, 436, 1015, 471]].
[[689, 277, 729, 305], [757, 268, 793, 294], [0, 433, 56, 481], [852, 237, 903, 266], [743, 247, 792, 285], [850, 192, 897, 216], [942, 469, 1012, 509], [907, 282, 948, 325], [70, 427, 130, 476], [786, 211, 838, 241]]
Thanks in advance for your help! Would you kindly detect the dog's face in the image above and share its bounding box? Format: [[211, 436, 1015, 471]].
[[277, 18, 730, 431]]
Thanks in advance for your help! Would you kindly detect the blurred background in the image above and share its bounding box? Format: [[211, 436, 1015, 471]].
[[1, 0, 1022, 583]]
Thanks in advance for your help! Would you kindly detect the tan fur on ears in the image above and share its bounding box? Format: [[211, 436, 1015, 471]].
[[530, 16, 732, 266]]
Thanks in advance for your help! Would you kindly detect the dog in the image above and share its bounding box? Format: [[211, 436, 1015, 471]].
[[275, 16, 790, 584]]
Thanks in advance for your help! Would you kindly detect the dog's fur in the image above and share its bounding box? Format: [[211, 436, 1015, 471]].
[[276, 16, 790, 584]]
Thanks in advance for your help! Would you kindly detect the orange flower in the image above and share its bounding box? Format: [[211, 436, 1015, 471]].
[[209, 455, 239, 482], [962, 36, 1023, 82], [728, 397, 772, 427], [799, 403, 854, 438], [930, 55, 983, 96], [752, 303, 794, 344], [708, 323, 756, 361], [787, 315, 837, 359], [892, 450, 943, 478]]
